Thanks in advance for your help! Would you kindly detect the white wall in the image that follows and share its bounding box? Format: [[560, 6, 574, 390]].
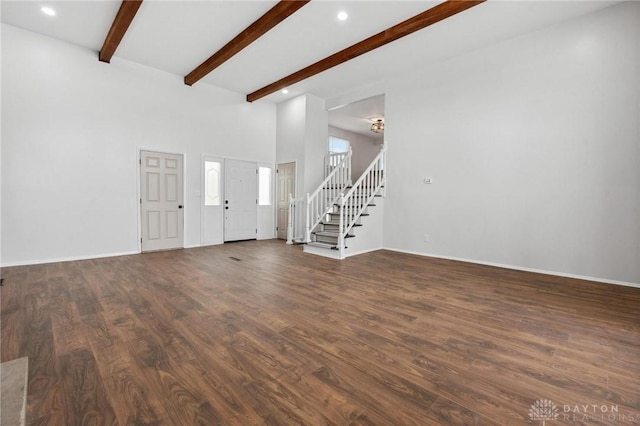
[[1, 24, 276, 265], [276, 94, 328, 196], [384, 2, 640, 284], [303, 94, 329, 194], [276, 96, 306, 198], [345, 198, 384, 258], [329, 126, 382, 179]]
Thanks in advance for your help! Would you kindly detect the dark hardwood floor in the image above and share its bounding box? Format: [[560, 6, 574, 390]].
[[1, 240, 638, 425]]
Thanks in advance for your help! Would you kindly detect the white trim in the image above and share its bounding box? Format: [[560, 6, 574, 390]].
[[303, 244, 341, 259], [137, 148, 187, 253], [200, 242, 224, 248], [183, 244, 201, 249], [384, 247, 640, 289], [2, 251, 140, 267], [345, 246, 384, 258], [201, 154, 225, 246]]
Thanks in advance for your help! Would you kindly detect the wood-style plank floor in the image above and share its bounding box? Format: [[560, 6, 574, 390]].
[[1, 240, 639, 425]]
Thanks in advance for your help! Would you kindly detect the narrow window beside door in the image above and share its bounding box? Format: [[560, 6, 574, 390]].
[[204, 161, 221, 206], [258, 167, 272, 206]]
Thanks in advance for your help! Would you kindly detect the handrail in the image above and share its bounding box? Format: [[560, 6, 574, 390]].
[[338, 145, 386, 257], [305, 147, 352, 242]]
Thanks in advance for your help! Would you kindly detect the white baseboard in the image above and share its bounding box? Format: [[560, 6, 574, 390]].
[[383, 247, 640, 289], [345, 246, 384, 258], [1, 250, 140, 267], [303, 245, 342, 259], [199, 242, 223, 247]]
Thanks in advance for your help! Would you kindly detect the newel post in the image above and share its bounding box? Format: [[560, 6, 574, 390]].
[[304, 193, 311, 243], [286, 194, 294, 245], [338, 193, 346, 259]]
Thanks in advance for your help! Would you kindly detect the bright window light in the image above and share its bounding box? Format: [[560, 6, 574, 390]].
[[204, 161, 221, 206], [329, 136, 350, 154], [258, 167, 272, 206]]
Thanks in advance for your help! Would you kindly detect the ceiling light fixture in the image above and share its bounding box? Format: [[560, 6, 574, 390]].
[[370, 119, 384, 134], [337, 11, 348, 21], [41, 6, 56, 16], [281, 89, 289, 94]]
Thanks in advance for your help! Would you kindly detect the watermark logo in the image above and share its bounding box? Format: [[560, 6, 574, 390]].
[[529, 399, 559, 425], [528, 399, 638, 423]]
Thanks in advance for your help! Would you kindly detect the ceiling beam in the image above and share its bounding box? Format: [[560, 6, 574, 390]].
[[99, 0, 143, 63], [185, 0, 310, 87], [246, 0, 485, 102]]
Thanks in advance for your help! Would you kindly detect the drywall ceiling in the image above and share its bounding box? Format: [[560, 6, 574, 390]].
[[1, 1, 620, 103]]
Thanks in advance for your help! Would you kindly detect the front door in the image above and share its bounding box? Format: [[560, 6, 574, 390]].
[[140, 151, 184, 252], [276, 162, 295, 240], [224, 159, 257, 242]]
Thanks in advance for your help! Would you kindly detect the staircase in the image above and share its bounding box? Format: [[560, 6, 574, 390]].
[[287, 145, 386, 259]]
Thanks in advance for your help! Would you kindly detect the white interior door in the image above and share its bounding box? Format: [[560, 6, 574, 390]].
[[224, 159, 257, 242], [140, 151, 184, 252], [276, 162, 295, 240]]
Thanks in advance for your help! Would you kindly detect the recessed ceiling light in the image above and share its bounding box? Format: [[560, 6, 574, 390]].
[[337, 11, 348, 21], [281, 89, 289, 94], [41, 6, 56, 16]]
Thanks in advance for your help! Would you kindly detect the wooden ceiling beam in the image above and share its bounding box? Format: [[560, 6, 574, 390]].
[[99, 0, 143, 63], [246, 0, 485, 102], [185, 0, 310, 87]]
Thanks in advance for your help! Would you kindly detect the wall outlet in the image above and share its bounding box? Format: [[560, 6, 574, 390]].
[[424, 234, 430, 242], [423, 177, 433, 184]]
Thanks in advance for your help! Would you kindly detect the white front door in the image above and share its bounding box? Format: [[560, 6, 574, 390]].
[[224, 159, 257, 242], [276, 162, 295, 240], [140, 151, 184, 252]]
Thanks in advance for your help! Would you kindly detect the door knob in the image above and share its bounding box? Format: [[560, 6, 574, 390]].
[[178, 205, 183, 209], [225, 206, 229, 210]]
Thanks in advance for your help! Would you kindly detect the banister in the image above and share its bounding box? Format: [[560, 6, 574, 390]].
[[338, 145, 386, 246], [303, 148, 352, 242], [342, 145, 385, 200], [311, 148, 352, 201]]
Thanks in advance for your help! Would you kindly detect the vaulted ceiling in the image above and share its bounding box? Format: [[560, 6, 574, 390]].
[[1, 0, 619, 103]]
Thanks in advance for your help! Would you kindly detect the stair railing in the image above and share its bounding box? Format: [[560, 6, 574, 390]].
[[305, 147, 352, 242], [338, 144, 386, 258], [324, 149, 352, 184], [286, 194, 306, 244]]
